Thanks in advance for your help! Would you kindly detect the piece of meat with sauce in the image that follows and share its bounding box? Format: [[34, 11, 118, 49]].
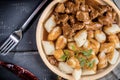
[[90, 9, 99, 20], [55, 14, 69, 24], [62, 23, 72, 37], [65, 1, 75, 14], [69, 15, 76, 24], [98, 5, 112, 15], [76, 11, 90, 21], [74, 3, 80, 12], [47, 56, 58, 66], [75, 0, 85, 5], [72, 22, 84, 31], [80, 5, 91, 12], [98, 11, 115, 26], [85, 22, 103, 30], [62, 23, 75, 38], [55, 3, 65, 13]]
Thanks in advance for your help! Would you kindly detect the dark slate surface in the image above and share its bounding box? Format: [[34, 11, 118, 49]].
[[0, 52, 57, 80], [0, 0, 52, 51], [0, 0, 56, 80]]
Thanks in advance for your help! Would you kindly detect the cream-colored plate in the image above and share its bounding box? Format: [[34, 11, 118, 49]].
[[36, 0, 120, 80]]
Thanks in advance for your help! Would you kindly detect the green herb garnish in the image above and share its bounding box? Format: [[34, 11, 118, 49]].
[[79, 57, 87, 67], [61, 54, 67, 61], [61, 50, 70, 61], [87, 60, 95, 68], [71, 45, 76, 51], [81, 49, 93, 57]]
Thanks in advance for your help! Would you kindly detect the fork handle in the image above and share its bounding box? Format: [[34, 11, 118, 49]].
[[20, 0, 47, 32]]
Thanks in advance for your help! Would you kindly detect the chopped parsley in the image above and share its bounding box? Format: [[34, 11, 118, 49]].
[[71, 45, 76, 51], [87, 60, 96, 68], [79, 57, 87, 67], [61, 50, 70, 61], [61, 54, 67, 61], [81, 49, 93, 57]]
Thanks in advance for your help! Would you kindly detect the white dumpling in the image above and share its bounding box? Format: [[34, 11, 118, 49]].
[[44, 15, 56, 33], [83, 40, 90, 49], [108, 34, 120, 48], [104, 24, 120, 35], [42, 41, 55, 55], [48, 26, 62, 41], [56, 36, 67, 49], [98, 51, 108, 69], [74, 30, 87, 47], [82, 69, 96, 75], [95, 30, 106, 43], [72, 69, 82, 80], [58, 62, 73, 74], [107, 49, 119, 64]]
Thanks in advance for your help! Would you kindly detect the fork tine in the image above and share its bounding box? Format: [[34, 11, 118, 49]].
[[1, 41, 15, 55], [0, 39, 13, 52], [0, 38, 11, 50]]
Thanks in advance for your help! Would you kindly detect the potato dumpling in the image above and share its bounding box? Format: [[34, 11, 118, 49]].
[[95, 30, 106, 43], [58, 62, 73, 74], [68, 42, 79, 51], [55, 3, 65, 13], [100, 43, 115, 53], [98, 51, 108, 69], [87, 30, 94, 39], [42, 41, 55, 55], [64, 49, 75, 57], [74, 30, 87, 47], [104, 24, 120, 35], [48, 26, 62, 41], [83, 40, 91, 50], [88, 54, 99, 65], [56, 36, 67, 49], [89, 39, 100, 54], [67, 57, 80, 69], [106, 49, 119, 64], [44, 15, 56, 33], [108, 34, 120, 48], [82, 64, 97, 75], [72, 69, 82, 80], [53, 49, 64, 61]]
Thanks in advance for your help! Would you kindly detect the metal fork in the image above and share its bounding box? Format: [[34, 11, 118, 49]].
[[0, 0, 47, 55]]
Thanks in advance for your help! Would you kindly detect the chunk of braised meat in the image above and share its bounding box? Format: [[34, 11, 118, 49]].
[[85, 22, 103, 30], [75, 0, 85, 5], [98, 11, 115, 25], [90, 8, 99, 20], [74, 3, 80, 12], [69, 15, 76, 24], [72, 22, 84, 31], [98, 5, 112, 15], [85, 0, 101, 10], [74, 0, 86, 12], [55, 3, 65, 13], [62, 23, 75, 38], [47, 56, 58, 66], [80, 5, 91, 12], [84, 20, 92, 25], [65, 1, 74, 14], [76, 11, 90, 21], [55, 14, 69, 24], [62, 23, 72, 37]]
